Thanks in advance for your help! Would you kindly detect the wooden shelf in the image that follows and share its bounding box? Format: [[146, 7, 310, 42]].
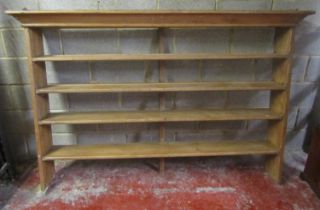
[[39, 109, 282, 125], [32, 53, 288, 62], [43, 140, 279, 160], [6, 10, 314, 28], [36, 82, 286, 94]]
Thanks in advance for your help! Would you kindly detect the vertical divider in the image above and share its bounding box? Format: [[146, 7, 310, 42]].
[[25, 28, 54, 190], [158, 28, 166, 173], [266, 27, 294, 183]]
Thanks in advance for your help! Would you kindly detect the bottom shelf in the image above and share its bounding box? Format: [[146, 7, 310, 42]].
[[43, 140, 279, 161]]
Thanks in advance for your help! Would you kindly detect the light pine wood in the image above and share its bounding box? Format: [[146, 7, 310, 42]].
[[24, 28, 54, 191], [266, 27, 294, 183], [39, 109, 282, 125], [32, 53, 289, 62], [8, 10, 313, 190], [6, 10, 313, 28], [274, 28, 294, 54], [36, 82, 286, 94], [43, 141, 279, 160]]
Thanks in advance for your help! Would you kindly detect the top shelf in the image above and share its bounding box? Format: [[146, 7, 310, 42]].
[[32, 53, 288, 62], [6, 10, 314, 28]]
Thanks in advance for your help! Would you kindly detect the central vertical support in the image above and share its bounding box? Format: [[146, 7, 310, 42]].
[[158, 28, 166, 173], [25, 28, 54, 190], [266, 27, 294, 183]]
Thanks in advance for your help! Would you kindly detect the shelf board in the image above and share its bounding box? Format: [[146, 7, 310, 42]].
[[6, 10, 314, 28], [36, 82, 286, 94], [32, 53, 288, 62], [39, 109, 282, 125], [43, 140, 279, 160]]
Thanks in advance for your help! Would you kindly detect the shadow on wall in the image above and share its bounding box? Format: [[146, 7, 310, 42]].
[[303, 80, 320, 152], [0, 4, 35, 171], [287, 19, 320, 153], [295, 22, 320, 55], [285, 87, 319, 157]]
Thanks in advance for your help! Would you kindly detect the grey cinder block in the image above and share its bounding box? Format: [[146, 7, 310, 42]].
[[39, 0, 98, 10], [2, 30, 26, 57], [175, 29, 230, 53], [217, 0, 272, 10], [61, 29, 118, 54], [231, 28, 274, 53], [46, 62, 90, 84], [100, 0, 157, 10], [305, 57, 320, 82], [0, 59, 29, 84], [159, 0, 215, 10]]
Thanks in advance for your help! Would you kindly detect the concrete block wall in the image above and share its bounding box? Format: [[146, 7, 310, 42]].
[[0, 0, 319, 167]]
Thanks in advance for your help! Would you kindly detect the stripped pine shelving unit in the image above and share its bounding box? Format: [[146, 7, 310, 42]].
[[7, 10, 314, 190]]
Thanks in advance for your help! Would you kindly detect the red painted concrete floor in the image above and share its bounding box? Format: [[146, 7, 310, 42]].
[[1, 156, 320, 210]]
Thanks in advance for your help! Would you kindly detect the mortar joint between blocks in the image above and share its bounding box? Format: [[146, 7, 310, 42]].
[[0, 57, 28, 60], [116, 29, 120, 53], [229, 28, 235, 53], [198, 61, 203, 82], [303, 56, 312, 82], [0, 31, 8, 57], [23, 136, 31, 156], [0, 28, 24, 32], [118, 93, 123, 108], [97, 0, 101, 10], [224, 92, 230, 109], [88, 62, 94, 82], [58, 30, 64, 54], [173, 30, 177, 53]]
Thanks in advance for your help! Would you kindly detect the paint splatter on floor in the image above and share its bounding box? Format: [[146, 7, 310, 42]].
[[2, 157, 320, 210]]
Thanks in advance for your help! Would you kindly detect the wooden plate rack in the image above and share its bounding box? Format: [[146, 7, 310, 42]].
[[7, 10, 313, 190]]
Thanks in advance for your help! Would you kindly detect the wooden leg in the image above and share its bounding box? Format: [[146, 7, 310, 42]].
[[265, 154, 283, 183], [266, 119, 288, 183], [39, 160, 55, 191], [159, 158, 165, 174], [37, 125, 55, 190], [159, 122, 165, 174]]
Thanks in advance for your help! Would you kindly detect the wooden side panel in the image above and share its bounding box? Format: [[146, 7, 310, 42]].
[[266, 27, 294, 183], [25, 28, 54, 190]]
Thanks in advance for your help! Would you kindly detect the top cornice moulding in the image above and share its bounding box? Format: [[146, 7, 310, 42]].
[[6, 10, 315, 28]]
